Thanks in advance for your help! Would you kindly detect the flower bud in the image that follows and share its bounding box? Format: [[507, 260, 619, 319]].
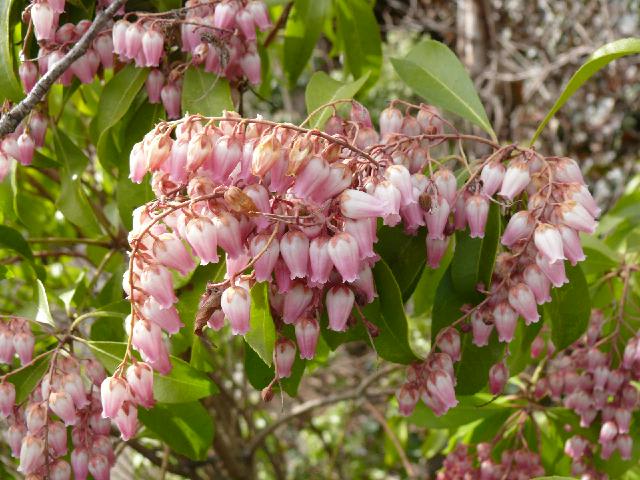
[[186, 217, 219, 265], [132, 319, 172, 374], [425, 195, 450, 240], [17, 133, 35, 166], [251, 133, 281, 177], [280, 231, 310, 280], [379, 107, 403, 138], [250, 234, 280, 282], [274, 338, 296, 378], [161, 83, 181, 119], [126, 362, 155, 409], [426, 369, 458, 411], [556, 200, 597, 234], [61, 373, 89, 409], [498, 159, 530, 200], [142, 28, 164, 67], [493, 302, 517, 343], [295, 317, 320, 360], [327, 233, 360, 283], [0, 381, 15, 417], [508, 283, 539, 325], [146, 69, 165, 104], [18, 434, 45, 474], [480, 161, 505, 197], [49, 391, 78, 426], [140, 264, 177, 308], [465, 194, 489, 238], [100, 376, 129, 419], [19, 61, 38, 93], [488, 361, 508, 395], [88, 452, 111, 480], [48, 421, 68, 457], [501, 211, 534, 247], [396, 384, 419, 416], [326, 286, 355, 332], [283, 282, 313, 324], [535, 253, 568, 288], [221, 286, 251, 335], [471, 311, 493, 347], [340, 189, 388, 219], [534, 223, 565, 264], [32, 2, 56, 41]]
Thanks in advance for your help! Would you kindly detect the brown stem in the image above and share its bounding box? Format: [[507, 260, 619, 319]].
[[263, 2, 293, 49]]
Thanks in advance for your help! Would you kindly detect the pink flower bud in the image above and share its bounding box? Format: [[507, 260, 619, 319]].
[[280, 231, 310, 279], [427, 369, 458, 411], [47, 421, 67, 456], [283, 282, 313, 324], [142, 28, 164, 67], [49, 390, 78, 425], [17, 133, 35, 166], [433, 168, 457, 207], [18, 434, 45, 474], [401, 115, 421, 136], [12, 330, 33, 366], [19, 61, 38, 93], [100, 376, 129, 419], [112, 20, 129, 57], [385, 165, 414, 208], [556, 200, 597, 234], [237, 7, 257, 40], [61, 373, 89, 409], [340, 189, 388, 219], [213, 2, 237, 29], [617, 434, 633, 460], [465, 194, 489, 238], [480, 161, 505, 197], [437, 327, 461, 361], [615, 408, 631, 434], [498, 159, 530, 200], [557, 224, 585, 266], [566, 183, 600, 218], [70, 52, 94, 83], [32, 2, 56, 41], [126, 362, 155, 409], [248, 0, 272, 30], [523, 264, 552, 304], [508, 283, 539, 325], [49, 0, 65, 13], [488, 361, 508, 394], [71, 447, 89, 480], [554, 157, 584, 184], [240, 50, 261, 85], [132, 318, 172, 374], [186, 217, 219, 265], [124, 22, 144, 59], [50, 459, 71, 480], [426, 236, 449, 269], [564, 436, 588, 460], [379, 107, 403, 138], [88, 452, 111, 480], [416, 105, 443, 134], [599, 421, 618, 445], [308, 236, 333, 285], [7, 423, 25, 457], [128, 142, 147, 183], [146, 69, 165, 104], [212, 212, 244, 259], [250, 234, 280, 282], [94, 34, 114, 69], [161, 82, 181, 119], [0, 324, 15, 363], [352, 265, 376, 304], [0, 382, 15, 417], [153, 232, 195, 275], [29, 112, 47, 147], [221, 286, 251, 335], [535, 253, 568, 287], [295, 317, 320, 360], [534, 223, 565, 264], [501, 211, 534, 247], [251, 133, 280, 177], [274, 338, 296, 378], [292, 156, 330, 200], [326, 286, 355, 332], [374, 181, 401, 226], [140, 264, 177, 308], [471, 311, 493, 347], [425, 195, 450, 240], [493, 302, 518, 342], [344, 218, 377, 261], [327, 233, 361, 283], [397, 384, 419, 416]]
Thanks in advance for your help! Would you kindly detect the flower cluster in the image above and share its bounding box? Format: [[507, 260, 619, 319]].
[[1, 0, 270, 181], [0, 318, 113, 479], [436, 443, 545, 480], [534, 310, 639, 474], [0, 317, 35, 366]]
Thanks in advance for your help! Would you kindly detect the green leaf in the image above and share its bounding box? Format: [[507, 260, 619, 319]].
[[451, 203, 501, 295], [408, 393, 513, 429], [362, 259, 419, 364], [7, 352, 52, 403], [0, 225, 35, 263], [304, 72, 370, 129], [0, 0, 22, 102], [245, 282, 276, 366], [375, 226, 426, 301], [432, 268, 504, 394], [530, 38, 640, 145], [411, 241, 453, 317], [544, 264, 590, 350], [335, 0, 381, 86], [34, 280, 55, 326], [391, 39, 495, 137], [139, 401, 214, 461], [507, 319, 543, 376], [52, 129, 101, 234], [283, 0, 332, 86], [87, 341, 218, 403], [181, 68, 233, 117]]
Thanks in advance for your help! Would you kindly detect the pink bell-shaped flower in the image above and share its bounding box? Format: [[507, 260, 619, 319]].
[[351, 265, 376, 303], [501, 211, 534, 247], [161, 83, 181, 119], [18, 434, 45, 474], [71, 447, 90, 480], [295, 317, 320, 360], [132, 318, 172, 374], [433, 168, 457, 207], [237, 7, 257, 40], [212, 212, 244, 260], [126, 362, 155, 409], [0, 382, 15, 417], [283, 282, 313, 324], [47, 421, 68, 457], [13, 330, 34, 364], [535, 253, 568, 288], [221, 286, 251, 335], [142, 297, 184, 335], [344, 218, 377, 261], [140, 264, 177, 308], [488, 361, 508, 394], [397, 384, 419, 416], [32, 2, 56, 41], [465, 194, 489, 238], [327, 233, 360, 283], [437, 327, 461, 362], [326, 285, 355, 332], [142, 28, 164, 67], [534, 223, 565, 264], [280, 231, 310, 279], [309, 236, 333, 285], [213, 1, 237, 29], [61, 373, 89, 409], [240, 50, 261, 85], [146, 69, 165, 104], [556, 200, 597, 234], [248, 0, 272, 30], [274, 337, 296, 378], [480, 161, 505, 197], [385, 165, 415, 207], [426, 369, 458, 411], [471, 311, 493, 347], [49, 391, 78, 426], [425, 194, 450, 240], [523, 264, 552, 304], [426, 236, 449, 269], [16, 133, 35, 166], [250, 234, 280, 282], [100, 376, 130, 419], [88, 452, 112, 480], [558, 224, 585, 266], [153, 232, 195, 276], [508, 283, 539, 325], [493, 302, 518, 342], [19, 61, 38, 93], [94, 34, 114, 69], [339, 189, 388, 219], [498, 158, 530, 200], [379, 107, 403, 138], [186, 217, 219, 265]]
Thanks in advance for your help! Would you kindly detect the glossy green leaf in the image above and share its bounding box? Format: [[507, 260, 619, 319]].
[[335, 0, 381, 86], [304, 71, 370, 129], [0, 225, 35, 263], [391, 39, 495, 137], [283, 0, 332, 86], [451, 203, 501, 295], [181, 68, 233, 117], [34, 280, 55, 326], [87, 341, 218, 403], [411, 241, 453, 317], [139, 401, 214, 461], [362, 259, 419, 364], [507, 319, 543, 376], [375, 225, 426, 301], [408, 394, 513, 429], [531, 38, 640, 145], [245, 282, 276, 366], [544, 264, 590, 350], [432, 268, 504, 394], [0, 0, 22, 102], [7, 352, 52, 403]]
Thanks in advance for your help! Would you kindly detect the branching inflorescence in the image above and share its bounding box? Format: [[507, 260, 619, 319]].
[[96, 99, 600, 441]]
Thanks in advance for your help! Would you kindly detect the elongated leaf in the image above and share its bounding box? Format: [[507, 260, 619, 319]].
[[375, 226, 426, 301], [0, 0, 22, 102], [531, 38, 640, 144], [245, 282, 276, 366], [139, 401, 214, 461], [7, 352, 52, 403], [0, 225, 34, 262], [181, 68, 233, 117], [34, 280, 55, 326], [408, 393, 513, 429], [284, 0, 332, 86], [87, 341, 218, 403], [391, 40, 494, 137], [305, 71, 370, 129], [544, 264, 590, 350], [411, 242, 453, 317], [335, 0, 381, 86], [451, 203, 501, 295], [362, 259, 419, 364]]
